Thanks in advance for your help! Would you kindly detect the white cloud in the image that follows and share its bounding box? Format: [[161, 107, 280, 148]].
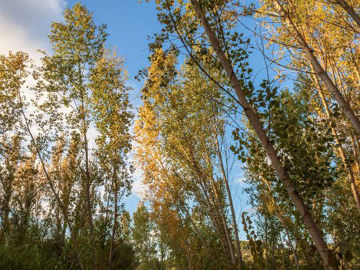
[[0, 0, 65, 61], [235, 176, 246, 184], [0, 0, 66, 118], [0, 0, 149, 204], [130, 161, 148, 199], [131, 176, 148, 199]]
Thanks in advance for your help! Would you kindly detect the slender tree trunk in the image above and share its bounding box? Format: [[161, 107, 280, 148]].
[[213, 127, 243, 269], [264, 216, 270, 270], [202, 140, 236, 264], [261, 177, 300, 270], [107, 167, 118, 270], [270, 228, 275, 269], [284, 224, 300, 270], [19, 94, 85, 270], [181, 142, 234, 259], [351, 136, 360, 174], [311, 72, 360, 214], [190, 1, 335, 268], [162, 163, 213, 254], [198, 177, 230, 258], [274, 0, 360, 135], [1, 168, 14, 237], [209, 175, 237, 266], [78, 63, 97, 269], [334, 0, 360, 28], [186, 241, 192, 270], [163, 165, 209, 247]]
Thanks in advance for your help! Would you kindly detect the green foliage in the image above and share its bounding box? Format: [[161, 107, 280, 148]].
[[2, 1, 360, 269], [0, 3, 134, 269]]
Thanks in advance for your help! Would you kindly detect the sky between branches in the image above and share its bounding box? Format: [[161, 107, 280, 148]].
[[0, 0, 249, 216]]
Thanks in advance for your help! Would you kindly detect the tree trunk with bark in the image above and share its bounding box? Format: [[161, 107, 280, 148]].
[[189, 1, 336, 268]]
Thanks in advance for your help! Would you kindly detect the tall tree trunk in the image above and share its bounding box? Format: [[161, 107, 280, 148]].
[[180, 140, 234, 259], [261, 176, 300, 270], [274, 0, 360, 135], [334, 0, 360, 28], [351, 136, 360, 175], [209, 175, 237, 266], [202, 140, 236, 265], [264, 216, 270, 270], [19, 94, 85, 270], [186, 241, 193, 270], [198, 176, 231, 259], [189, 1, 335, 268], [164, 165, 208, 247], [107, 167, 118, 270], [78, 63, 97, 269], [212, 127, 243, 269], [1, 170, 14, 237], [311, 72, 360, 214]]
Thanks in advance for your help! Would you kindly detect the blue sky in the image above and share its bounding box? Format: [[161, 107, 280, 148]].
[[65, 0, 164, 214], [68, 1, 170, 215], [64, 0, 251, 216], [0, 0, 163, 214], [0, 0, 251, 235], [67, 0, 161, 85], [68, 0, 252, 218]]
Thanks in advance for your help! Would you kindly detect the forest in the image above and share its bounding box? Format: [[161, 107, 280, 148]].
[[0, 0, 360, 269]]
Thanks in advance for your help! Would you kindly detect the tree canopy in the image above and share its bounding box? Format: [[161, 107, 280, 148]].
[[1, 1, 360, 269]]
